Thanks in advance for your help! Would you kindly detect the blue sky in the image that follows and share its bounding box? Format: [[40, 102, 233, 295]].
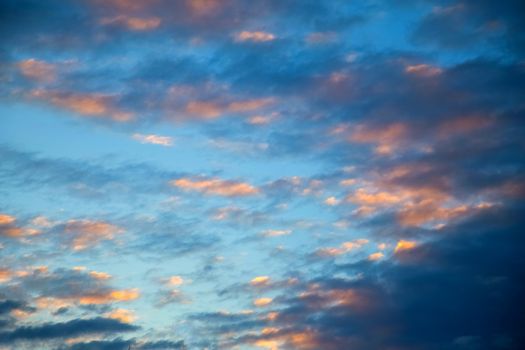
[[1, 1, 525, 349]]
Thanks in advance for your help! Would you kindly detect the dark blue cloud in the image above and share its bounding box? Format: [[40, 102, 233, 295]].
[[0, 317, 138, 344]]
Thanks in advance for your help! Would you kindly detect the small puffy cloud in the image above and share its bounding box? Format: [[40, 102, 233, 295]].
[[394, 240, 418, 254], [253, 297, 273, 307], [250, 276, 270, 287], [0, 214, 16, 225], [248, 113, 277, 125], [262, 229, 291, 237], [18, 59, 56, 82], [368, 252, 384, 261], [105, 308, 136, 323], [324, 196, 339, 206], [170, 177, 259, 197], [132, 133, 173, 146], [340, 178, 356, 186], [64, 219, 124, 250], [89, 271, 112, 280], [31, 216, 52, 227], [235, 31, 276, 42], [168, 276, 184, 286], [316, 238, 368, 257]]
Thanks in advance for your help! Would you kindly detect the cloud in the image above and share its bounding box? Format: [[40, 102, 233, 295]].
[[76, 288, 140, 304], [349, 122, 409, 155], [18, 59, 57, 82], [235, 208, 525, 349], [0, 213, 39, 238], [184, 98, 274, 119], [405, 63, 442, 77], [29, 90, 133, 122], [315, 238, 368, 257], [132, 133, 174, 146], [261, 229, 291, 237], [0, 317, 138, 344], [250, 276, 271, 287], [100, 15, 161, 31], [168, 276, 184, 286], [253, 297, 273, 307], [0, 214, 16, 225], [394, 239, 418, 254], [105, 308, 136, 323], [1, 267, 140, 309], [170, 177, 259, 197], [64, 219, 124, 250], [367, 252, 384, 261], [63, 338, 186, 350], [234, 31, 276, 42]]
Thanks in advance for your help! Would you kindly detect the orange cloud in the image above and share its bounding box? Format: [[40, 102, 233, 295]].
[[0, 268, 13, 282], [0, 214, 38, 238], [78, 288, 140, 304], [187, 0, 220, 16], [368, 252, 384, 261], [315, 247, 345, 257], [106, 308, 136, 323], [253, 330, 320, 350], [185, 98, 273, 119], [228, 98, 274, 112], [18, 59, 56, 82], [250, 276, 270, 286], [132, 133, 173, 146], [0, 214, 16, 225], [349, 123, 408, 155], [185, 100, 223, 119], [248, 114, 277, 125], [100, 0, 157, 12], [65, 219, 124, 250], [347, 188, 403, 206], [438, 115, 493, 137], [30, 90, 133, 122], [35, 297, 73, 310], [254, 297, 273, 307], [168, 275, 184, 286], [316, 238, 369, 257], [170, 177, 259, 197], [235, 31, 276, 42], [405, 64, 442, 77], [345, 178, 473, 227], [394, 240, 418, 253], [398, 202, 469, 227], [89, 271, 112, 280]]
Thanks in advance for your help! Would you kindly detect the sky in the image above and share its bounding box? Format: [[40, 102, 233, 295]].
[[0, 0, 524, 349]]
